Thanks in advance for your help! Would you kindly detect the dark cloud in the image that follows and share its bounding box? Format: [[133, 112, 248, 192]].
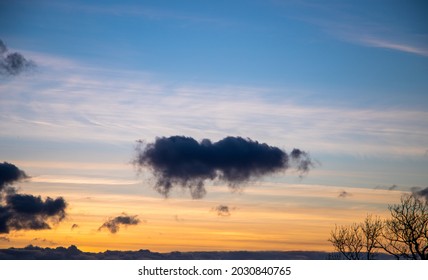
[[98, 214, 140, 234], [290, 148, 314, 173], [0, 39, 35, 76], [1, 194, 66, 233], [338, 191, 351, 198], [212, 205, 232, 217], [0, 162, 67, 234], [71, 224, 79, 230], [388, 184, 398, 191], [0, 162, 29, 192], [412, 187, 428, 200], [134, 136, 314, 198]]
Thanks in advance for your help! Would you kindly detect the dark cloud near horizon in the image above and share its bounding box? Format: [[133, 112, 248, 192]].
[[134, 136, 314, 199], [0, 162, 67, 234], [98, 214, 140, 234], [388, 184, 398, 190], [0, 39, 35, 76], [0, 245, 392, 260], [0, 236, 10, 242], [412, 187, 428, 200]]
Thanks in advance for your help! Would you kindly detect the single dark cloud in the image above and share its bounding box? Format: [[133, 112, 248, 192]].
[[0, 39, 35, 76], [71, 224, 79, 230], [388, 184, 398, 191], [338, 191, 351, 198], [98, 214, 140, 234], [134, 136, 314, 198], [0, 162, 67, 234], [412, 187, 428, 200], [212, 205, 233, 217]]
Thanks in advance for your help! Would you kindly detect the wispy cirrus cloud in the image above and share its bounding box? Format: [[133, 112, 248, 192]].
[[278, 0, 428, 57], [1, 52, 428, 159], [355, 36, 428, 57]]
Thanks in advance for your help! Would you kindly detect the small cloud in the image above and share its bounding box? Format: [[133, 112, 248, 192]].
[[388, 184, 398, 191], [71, 224, 79, 230], [0, 236, 10, 242], [174, 215, 184, 222], [0, 39, 36, 76], [98, 214, 141, 234], [412, 187, 428, 200], [212, 205, 233, 217], [338, 191, 351, 198], [31, 238, 58, 246]]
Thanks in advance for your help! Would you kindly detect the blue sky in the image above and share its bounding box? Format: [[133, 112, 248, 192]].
[[0, 0, 427, 251]]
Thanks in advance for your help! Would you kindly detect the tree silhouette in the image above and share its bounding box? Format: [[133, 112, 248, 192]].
[[329, 193, 428, 260], [329, 215, 382, 260]]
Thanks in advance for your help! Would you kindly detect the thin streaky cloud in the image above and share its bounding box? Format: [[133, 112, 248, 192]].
[[350, 35, 428, 57], [280, 1, 428, 57]]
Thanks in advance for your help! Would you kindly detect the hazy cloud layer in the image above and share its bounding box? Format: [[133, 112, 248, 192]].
[[98, 214, 140, 234], [0, 162, 67, 234], [0, 39, 35, 76], [135, 136, 314, 198]]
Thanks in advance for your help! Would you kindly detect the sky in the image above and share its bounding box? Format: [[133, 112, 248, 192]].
[[0, 0, 427, 253]]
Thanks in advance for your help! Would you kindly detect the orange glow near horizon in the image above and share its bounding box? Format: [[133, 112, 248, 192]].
[[0, 182, 403, 253]]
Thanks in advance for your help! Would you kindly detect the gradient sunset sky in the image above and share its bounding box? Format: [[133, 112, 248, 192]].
[[1, 0, 427, 253]]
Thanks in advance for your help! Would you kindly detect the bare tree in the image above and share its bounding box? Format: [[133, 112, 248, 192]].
[[329, 215, 382, 260], [329, 193, 428, 260], [379, 194, 428, 259]]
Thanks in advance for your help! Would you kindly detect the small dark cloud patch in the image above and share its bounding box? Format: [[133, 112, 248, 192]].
[[338, 191, 351, 198], [0, 236, 10, 242], [0, 39, 35, 76], [71, 224, 79, 230], [98, 214, 140, 234], [388, 184, 398, 191], [412, 187, 428, 200], [134, 136, 314, 199], [174, 215, 184, 222], [212, 205, 233, 217], [0, 162, 67, 234], [32, 238, 57, 246]]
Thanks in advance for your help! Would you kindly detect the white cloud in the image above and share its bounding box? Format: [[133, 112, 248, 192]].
[[1, 53, 427, 158]]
